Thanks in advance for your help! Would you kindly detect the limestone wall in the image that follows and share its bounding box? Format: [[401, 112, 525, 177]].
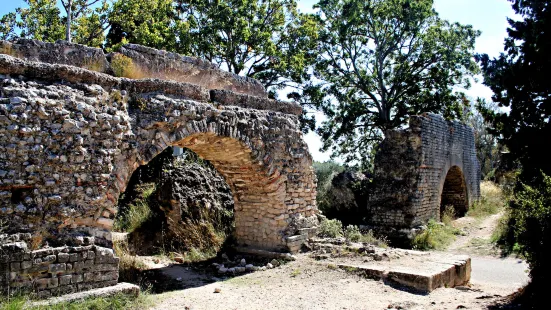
[[0, 52, 318, 253], [118, 44, 268, 97], [1, 234, 119, 298], [0, 38, 320, 297], [368, 113, 480, 228], [0, 39, 268, 97], [0, 39, 110, 73]]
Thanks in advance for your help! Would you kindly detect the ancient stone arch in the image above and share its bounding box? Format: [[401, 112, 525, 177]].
[[367, 113, 480, 229], [0, 40, 318, 296], [440, 165, 469, 217]]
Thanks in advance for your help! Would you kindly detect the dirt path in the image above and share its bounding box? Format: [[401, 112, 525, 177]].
[[444, 212, 529, 293], [148, 255, 509, 310], [448, 212, 504, 254], [140, 212, 528, 309]]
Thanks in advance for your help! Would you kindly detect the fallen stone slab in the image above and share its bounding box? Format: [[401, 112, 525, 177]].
[[337, 255, 471, 293], [234, 246, 297, 261], [29, 282, 140, 307]]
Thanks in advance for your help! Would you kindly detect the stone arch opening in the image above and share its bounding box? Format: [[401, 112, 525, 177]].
[[440, 166, 469, 218], [170, 133, 288, 250], [114, 146, 235, 256]]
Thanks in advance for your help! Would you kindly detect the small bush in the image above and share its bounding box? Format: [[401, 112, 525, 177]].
[[318, 218, 343, 238], [441, 205, 455, 225], [111, 53, 144, 79], [358, 230, 389, 248], [506, 173, 551, 305], [412, 219, 461, 251], [344, 225, 361, 242]]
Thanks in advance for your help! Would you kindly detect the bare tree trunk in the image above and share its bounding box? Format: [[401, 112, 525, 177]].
[[66, 0, 72, 42]]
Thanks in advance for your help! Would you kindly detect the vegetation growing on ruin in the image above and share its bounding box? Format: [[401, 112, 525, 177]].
[[303, 0, 480, 166], [110, 53, 144, 79], [114, 183, 155, 233], [412, 219, 461, 251]]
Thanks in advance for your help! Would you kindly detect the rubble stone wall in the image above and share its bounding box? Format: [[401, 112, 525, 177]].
[[0, 39, 268, 97], [0, 39, 319, 296], [0, 52, 318, 250], [368, 113, 480, 228]]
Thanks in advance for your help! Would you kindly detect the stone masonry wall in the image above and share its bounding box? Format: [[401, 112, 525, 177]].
[[367, 113, 480, 228], [0, 40, 318, 295], [0, 39, 268, 97], [1, 234, 118, 298], [118, 44, 267, 97]]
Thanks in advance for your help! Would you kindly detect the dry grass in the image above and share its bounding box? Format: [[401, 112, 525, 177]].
[[113, 239, 148, 284], [82, 58, 105, 72], [0, 292, 152, 310], [468, 181, 505, 218], [110, 53, 145, 79], [0, 42, 20, 58]]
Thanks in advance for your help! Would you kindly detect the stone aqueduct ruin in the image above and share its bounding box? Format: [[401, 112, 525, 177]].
[[368, 114, 481, 229], [0, 40, 479, 296]]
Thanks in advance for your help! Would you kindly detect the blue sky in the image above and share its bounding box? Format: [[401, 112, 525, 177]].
[[1, 0, 516, 162]]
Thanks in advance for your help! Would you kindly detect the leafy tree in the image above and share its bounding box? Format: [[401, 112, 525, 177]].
[[60, 0, 109, 45], [477, 0, 551, 305], [467, 98, 502, 180], [477, 0, 551, 185], [0, 0, 65, 42], [106, 0, 180, 52], [308, 0, 480, 165], [107, 0, 320, 95], [0, 0, 108, 48]]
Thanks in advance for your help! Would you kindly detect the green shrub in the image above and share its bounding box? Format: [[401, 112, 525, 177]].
[[318, 218, 343, 238], [412, 219, 461, 251], [507, 173, 551, 303], [344, 225, 361, 242], [114, 183, 155, 233]]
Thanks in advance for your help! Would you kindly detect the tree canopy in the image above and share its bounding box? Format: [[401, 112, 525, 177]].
[[0, 0, 108, 47], [106, 0, 320, 96], [306, 0, 480, 165], [477, 0, 551, 184]]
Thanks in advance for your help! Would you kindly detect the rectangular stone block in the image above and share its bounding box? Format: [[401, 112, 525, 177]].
[[72, 274, 83, 283], [57, 253, 70, 263], [48, 263, 66, 273], [59, 275, 72, 286]]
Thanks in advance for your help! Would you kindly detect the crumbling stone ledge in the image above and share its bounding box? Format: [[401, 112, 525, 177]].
[[0, 54, 301, 116]]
